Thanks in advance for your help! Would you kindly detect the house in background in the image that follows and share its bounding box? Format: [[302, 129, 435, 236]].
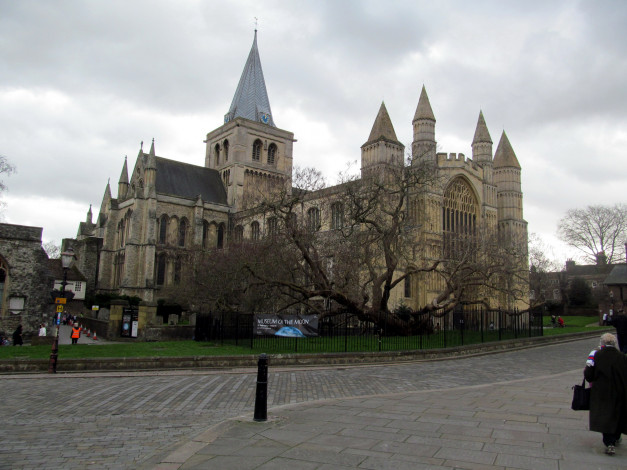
[[48, 259, 88, 318]]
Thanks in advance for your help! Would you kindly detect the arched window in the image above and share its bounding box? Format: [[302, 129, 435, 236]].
[[267, 143, 277, 165], [124, 211, 132, 243], [156, 253, 167, 286], [202, 220, 210, 249], [267, 217, 278, 237], [442, 177, 479, 258], [158, 215, 168, 245], [118, 219, 125, 247], [331, 202, 344, 230], [115, 253, 125, 286], [178, 219, 187, 247], [252, 139, 262, 161], [223, 139, 229, 162], [217, 223, 225, 249], [214, 143, 220, 166], [174, 257, 182, 284], [251, 221, 260, 241], [307, 207, 320, 232], [233, 225, 244, 243]]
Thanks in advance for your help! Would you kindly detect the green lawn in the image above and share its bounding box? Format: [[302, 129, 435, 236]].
[[542, 315, 607, 336], [0, 316, 607, 360], [0, 341, 256, 360]]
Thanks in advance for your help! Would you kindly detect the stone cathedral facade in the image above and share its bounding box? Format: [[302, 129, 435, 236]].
[[71, 31, 528, 312]]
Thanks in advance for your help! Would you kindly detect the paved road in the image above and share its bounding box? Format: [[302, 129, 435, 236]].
[[0, 336, 618, 469]]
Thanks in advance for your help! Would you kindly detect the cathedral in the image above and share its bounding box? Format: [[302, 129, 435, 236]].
[[72, 31, 528, 313]]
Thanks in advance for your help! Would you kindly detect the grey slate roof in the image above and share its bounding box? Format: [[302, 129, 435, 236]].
[[413, 85, 436, 122], [472, 111, 492, 144], [155, 157, 227, 205], [604, 265, 627, 285], [494, 131, 521, 169], [224, 31, 275, 127], [363, 102, 402, 147]]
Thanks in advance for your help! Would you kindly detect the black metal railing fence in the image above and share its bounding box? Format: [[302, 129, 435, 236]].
[[194, 305, 543, 354]]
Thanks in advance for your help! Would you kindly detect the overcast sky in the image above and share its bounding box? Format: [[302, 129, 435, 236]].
[[1, 0, 626, 264]]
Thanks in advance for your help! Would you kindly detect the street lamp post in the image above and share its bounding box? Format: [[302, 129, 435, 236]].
[[48, 249, 75, 374]]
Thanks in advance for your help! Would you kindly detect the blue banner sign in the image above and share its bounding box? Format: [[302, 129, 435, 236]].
[[254, 314, 319, 337]]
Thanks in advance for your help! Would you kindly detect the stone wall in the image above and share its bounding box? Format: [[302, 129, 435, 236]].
[[0, 223, 53, 338]]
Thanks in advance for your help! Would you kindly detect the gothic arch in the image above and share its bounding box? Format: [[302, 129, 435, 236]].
[[442, 177, 479, 235], [158, 214, 169, 245]]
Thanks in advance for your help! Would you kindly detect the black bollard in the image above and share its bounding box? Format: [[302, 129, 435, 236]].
[[253, 353, 268, 422]]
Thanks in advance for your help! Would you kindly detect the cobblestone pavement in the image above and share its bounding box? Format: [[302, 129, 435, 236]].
[[0, 337, 606, 469]]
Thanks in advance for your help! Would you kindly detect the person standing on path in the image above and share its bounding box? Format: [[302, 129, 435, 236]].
[[608, 311, 627, 353], [71, 323, 81, 345], [584, 333, 627, 455], [12, 324, 23, 346]]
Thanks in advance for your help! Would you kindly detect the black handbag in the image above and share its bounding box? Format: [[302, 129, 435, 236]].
[[571, 378, 591, 410]]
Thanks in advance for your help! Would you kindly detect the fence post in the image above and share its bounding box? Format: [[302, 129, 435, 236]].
[[498, 309, 502, 341], [460, 308, 465, 346], [344, 310, 348, 353], [250, 313, 255, 349], [443, 311, 447, 348], [253, 353, 268, 422], [480, 307, 484, 343]]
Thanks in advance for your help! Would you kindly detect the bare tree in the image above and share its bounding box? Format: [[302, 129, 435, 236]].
[[43, 240, 61, 259], [0, 154, 15, 215], [557, 204, 627, 264], [528, 233, 562, 307]]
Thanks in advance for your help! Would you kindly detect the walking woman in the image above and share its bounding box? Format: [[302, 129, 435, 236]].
[[584, 333, 627, 455]]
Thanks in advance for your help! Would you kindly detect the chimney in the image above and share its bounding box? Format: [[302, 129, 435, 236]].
[[596, 251, 607, 265]]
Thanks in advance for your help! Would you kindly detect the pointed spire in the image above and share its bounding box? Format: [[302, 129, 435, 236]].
[[365, 102, 400, 145], [104, 179, 112, 198], [86, 204, 93, 224], [119, 156, 129, 184], [413, 85, 435, 122], [493, 131, 520, 169], [224, 30, 275, 126], [146, 138, 156, 169], [472, 111, 492, 144]]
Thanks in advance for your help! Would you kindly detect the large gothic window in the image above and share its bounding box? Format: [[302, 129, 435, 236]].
[[267, 143, 277, 165], [252, 139, 262, 161], [214, 143, 220, 166], [223, 139, 229, 161], [442, 177, 478, 257]]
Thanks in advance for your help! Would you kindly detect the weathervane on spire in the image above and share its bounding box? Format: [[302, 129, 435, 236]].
[[254, 17, 258, 31]]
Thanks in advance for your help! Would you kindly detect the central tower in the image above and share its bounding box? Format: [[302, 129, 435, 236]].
[[204, 30, 294, 211]]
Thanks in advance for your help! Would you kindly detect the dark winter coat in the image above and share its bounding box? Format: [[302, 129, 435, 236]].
[[584, 346, 627, 434], [12, 325, 23, 346], [609, 315, 627, 352]]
